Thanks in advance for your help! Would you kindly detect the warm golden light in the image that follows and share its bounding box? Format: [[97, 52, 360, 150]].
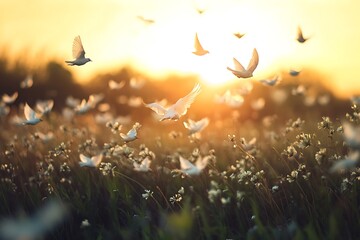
[[1, 0, 360, 96]]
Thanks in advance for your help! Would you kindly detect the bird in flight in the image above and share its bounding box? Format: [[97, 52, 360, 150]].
[[2, 92, 18, 104], [296, 26, 309, 43], [259, 75, 281, 86], [192, 33, 209, 56], [79, 153, 103, 167], [233, 32, 245, 39], [176, 155, 210, 176], [20, 75, 33, 89], [22, 103, 42, 125], [120, 122, 141, 143], [227, 48, 259, 78], [65, 36, 92, 66], [183, 118, 209, 135], [133, 157, 152, 172], [137, 16, 155, 24], [145, 83, 201, 121]]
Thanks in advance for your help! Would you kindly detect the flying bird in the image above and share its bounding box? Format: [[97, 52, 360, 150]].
[[108, 80, 125, 90], [130, 77, 146, 89], [79, 153, 103, 167], [259, 75, 281, 86], [296, 26, 309, 43], [74, 96, 95, 114], [36, 100, 54, 115], [192, 33, 209, 56], [145, 83, 201, 121], [20, 75, 33, 88], [233, 32, 245, 39], [183, 118, 209, 135], [23, 103, 42, 125], [330, 151, 359, 173], [227, 48, 259, 78], [120, 123, 141, 142], [137, 16, 155, 24], [127, 96, 143, 108], [65, 36, 92, 66], [34, 131, 55, 143], [65, 96, 81, 108], [289, 69, 301, 76], [343, 122, 360, 150], [196, 8, 205, 14], [177, 155, 210, 176], [2, 92, 18, 104], [133, 157, 151, 172]]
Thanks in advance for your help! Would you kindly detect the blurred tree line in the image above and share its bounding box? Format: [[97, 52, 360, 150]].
[[0, 54, 351, 123]]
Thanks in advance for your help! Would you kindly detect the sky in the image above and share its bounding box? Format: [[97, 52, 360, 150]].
[[1, 0, 360, 97]]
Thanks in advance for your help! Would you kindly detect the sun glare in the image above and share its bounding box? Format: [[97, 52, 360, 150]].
[[127, 3, 294, 87]]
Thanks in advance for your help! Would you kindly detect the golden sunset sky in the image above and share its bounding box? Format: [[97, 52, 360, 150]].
[[1, 0, 360, 97]]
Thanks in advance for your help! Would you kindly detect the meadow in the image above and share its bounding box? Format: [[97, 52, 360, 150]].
[[0, 63, 360, 240]]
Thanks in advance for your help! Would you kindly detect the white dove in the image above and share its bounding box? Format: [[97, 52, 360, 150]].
[[23, 103, 42, 125], [343, 122, 360, 150], [20, 75, 33, 88], [65, 36, 92, 66], [130, 77, 145, 89], [330, 151, 359, 173], [128, 96, 143, 108], [183, 117, 209, 135], [259, 75, 281, 86], [108, 80, 125, 90], [133, 157, 152, 172], [227, 48, 259, 78], [289, 69, 301, 76], [178, 155, 210, 176], [65, 96, 80, 108], [145, 83, 201, 121], [79, 153, 103, 167], [296, 26, 309, 43], [234, 32, 245, 39], [192, 33, 209, 56], [74, 96, 96, 114], [120, 123, 141, 142], [137, 16, 155, 24], [36, 100, 54, 115], [35, 131, 54, 143], [2, 92, 18, 104]]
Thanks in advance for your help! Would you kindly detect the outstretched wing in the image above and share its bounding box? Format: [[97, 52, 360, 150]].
[[232, 57, 245, 72], [79, 154, 89, 163], [24, 103, 36, 120], [145, 102, 167, 115], [91, 154, 103, 167], [179, 156, 195, 170], [173, 83, 201, 116], [297, 26, 304, 39], [246, 48, 259, 73], [72, 36, 86, 59], [194, 33, 205, 52], [195, 156, 210, 170]]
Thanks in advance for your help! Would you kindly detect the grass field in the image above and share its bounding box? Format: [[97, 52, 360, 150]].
[[0, 75, 360, 240]]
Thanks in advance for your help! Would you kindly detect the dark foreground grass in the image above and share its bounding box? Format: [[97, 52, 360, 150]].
[[0, 93, 360, 240]]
